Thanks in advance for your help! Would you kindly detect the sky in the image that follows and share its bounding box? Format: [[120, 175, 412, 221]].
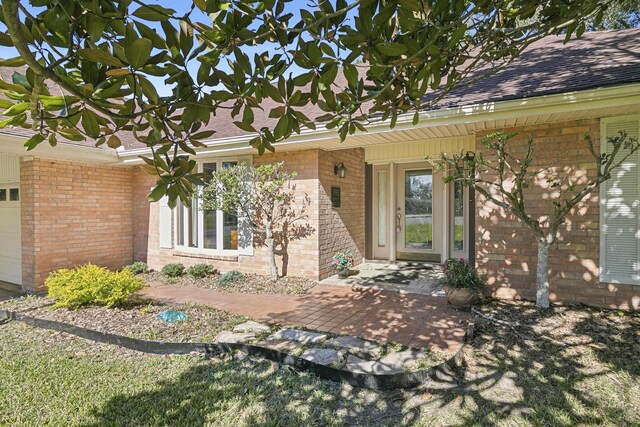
[[0, 0, 330, 96]]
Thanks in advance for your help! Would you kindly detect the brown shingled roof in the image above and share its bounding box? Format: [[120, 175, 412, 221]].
[[424, 27, 640, 109]]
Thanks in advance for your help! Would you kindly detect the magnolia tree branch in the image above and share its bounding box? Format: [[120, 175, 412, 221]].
[[2, 0, 128, 120], [0, 0, 613, 206]]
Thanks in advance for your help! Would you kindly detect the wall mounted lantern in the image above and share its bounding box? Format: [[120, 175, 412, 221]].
[[334, 162, 347, 178]]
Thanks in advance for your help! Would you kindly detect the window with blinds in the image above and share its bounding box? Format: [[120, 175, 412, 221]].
[[600, 116, 640, 285]]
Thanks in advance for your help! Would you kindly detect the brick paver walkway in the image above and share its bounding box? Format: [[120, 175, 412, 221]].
[[143, 284, 469, 352]]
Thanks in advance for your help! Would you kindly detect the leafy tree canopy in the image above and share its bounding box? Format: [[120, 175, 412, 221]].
[[0, 0, 614, 206], [590, 0, 640, 29]]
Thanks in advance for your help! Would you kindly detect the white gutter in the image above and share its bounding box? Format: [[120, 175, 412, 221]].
[[119, 82, 640, 162], [4, 82, 639, 164], [0, 132, 120, 164]]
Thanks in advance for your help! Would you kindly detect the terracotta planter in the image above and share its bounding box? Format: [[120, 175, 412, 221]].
[[337, 269, 350, 278], [445, 287, 479, 310]]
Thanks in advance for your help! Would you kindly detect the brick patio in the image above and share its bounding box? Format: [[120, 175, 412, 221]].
[[143, 284, 469, 352]]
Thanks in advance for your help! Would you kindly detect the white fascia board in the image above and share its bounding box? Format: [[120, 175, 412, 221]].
[[112, 82, 640, 162], [0, 132, 119, 164]]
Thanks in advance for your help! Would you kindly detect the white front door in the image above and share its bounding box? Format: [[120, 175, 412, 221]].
[[371, 161, 470, 263], [0, 184, 21, 285], [395, 163, 443, 262]]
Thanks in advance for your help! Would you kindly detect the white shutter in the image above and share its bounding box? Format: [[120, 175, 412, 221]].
[[158, 196, 173, 249], [600, 116, 640, 284]]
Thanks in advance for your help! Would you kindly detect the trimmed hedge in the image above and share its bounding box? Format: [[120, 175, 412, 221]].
[[46, 264, 144, 309]]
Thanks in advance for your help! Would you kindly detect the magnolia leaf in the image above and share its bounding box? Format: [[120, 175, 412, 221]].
[[59, 129, 86, 142], [81, 110, 101, 138], [126, 38, 153, 68], [132, 5, 175, 21], [0, 113, 26, 128], [39, 95, 79, 110], [78, 48, 124, 67], [2, 102, 29, 116], [0, 57, 25, 67], [148, 183, 167, 202], [106, 69, 132, 77], [106, 134, 122, 148], [343, 65, 358, 87], [375, 42, 407, 56], [190, 130, 215, 140], [24, 133, 46, 150], [233, 121, 256, 133], [12, 72, 31, 91]]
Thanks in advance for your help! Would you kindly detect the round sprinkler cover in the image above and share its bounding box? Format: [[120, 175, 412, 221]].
[[157, 310, 188, 323]]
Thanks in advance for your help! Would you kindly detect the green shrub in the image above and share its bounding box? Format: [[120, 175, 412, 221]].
[[124, 261, 149, 275], [187, 263, 217, 279], [46, 264, 144, 309], [215, 270, 244, 286], [442, 258, 484, 290], [161, 263, 186, 278]]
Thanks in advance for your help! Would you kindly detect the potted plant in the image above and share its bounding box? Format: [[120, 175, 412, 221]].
[[442, 258, 485, 309], [331, 250, 354, 278]]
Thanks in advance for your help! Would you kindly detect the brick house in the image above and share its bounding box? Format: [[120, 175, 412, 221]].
[[0, 29, 639, 310]]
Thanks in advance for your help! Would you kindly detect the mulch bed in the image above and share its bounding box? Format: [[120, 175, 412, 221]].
[[469, 298, 640, 367], [0, 295, 246, 343], [143, 271, 317, 295]]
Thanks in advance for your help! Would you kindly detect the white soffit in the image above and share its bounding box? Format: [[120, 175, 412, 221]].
[[0, 132, 119, 164]]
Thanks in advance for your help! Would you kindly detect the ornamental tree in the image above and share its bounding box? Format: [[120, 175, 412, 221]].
[[200, 162, 312, 279], [436, 131, 640, 309], [0, 0, 613, 206]]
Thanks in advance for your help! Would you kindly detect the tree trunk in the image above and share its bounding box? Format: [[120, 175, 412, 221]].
[[536, 240, 551, 308], [265, 220, 278, 280]]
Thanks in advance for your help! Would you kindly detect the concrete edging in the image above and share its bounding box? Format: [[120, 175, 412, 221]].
[[0, 309, 464, 390]]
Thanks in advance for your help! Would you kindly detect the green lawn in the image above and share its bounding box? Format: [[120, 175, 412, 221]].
[[454, 224, 464, 244], [405, 223, 433, 247], [1, 301, 638, 426]]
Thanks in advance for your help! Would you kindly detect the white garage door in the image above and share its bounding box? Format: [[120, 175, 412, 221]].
[[0, 184, 21, 285]]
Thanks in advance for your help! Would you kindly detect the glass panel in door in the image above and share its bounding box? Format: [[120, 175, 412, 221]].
[[377, 170, 387, 247], [404, 170, 433, 249], [203, 162, 217, 249], [453, 180, 464, 251]]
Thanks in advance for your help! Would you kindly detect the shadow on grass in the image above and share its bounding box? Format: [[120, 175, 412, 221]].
[[80, 357, 420, 426], [81, 300, 639, 426], [446, 301, 640, 426]]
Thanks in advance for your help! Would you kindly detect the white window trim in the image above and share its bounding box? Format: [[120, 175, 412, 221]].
[[599, 114, 640, 286], [174, 155, 252, 256]]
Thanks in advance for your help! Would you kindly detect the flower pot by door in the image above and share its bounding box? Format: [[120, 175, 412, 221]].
[[445, 287, 479, 310], [337, 269, 349, 278]]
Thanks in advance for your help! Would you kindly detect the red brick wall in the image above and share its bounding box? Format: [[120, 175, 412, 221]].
[[133, 168, 154, 262], [136, 147, 366, 280], [318, 148, 366, 278], [140, 150, 323, 279], [251, 149, 322, 278], [475, 119, 639, 310], [20, 157, 134, 292]]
